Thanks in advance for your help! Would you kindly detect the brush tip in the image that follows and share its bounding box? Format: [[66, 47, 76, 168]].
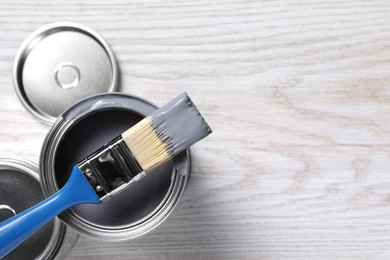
[[150, 92, 212, 156], [122, 93, 212, 172]]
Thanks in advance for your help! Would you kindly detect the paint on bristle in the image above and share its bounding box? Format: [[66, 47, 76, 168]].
[[122, 93, 212, 173]]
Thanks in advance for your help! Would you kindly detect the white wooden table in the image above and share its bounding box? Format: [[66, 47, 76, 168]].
[[1, 0, 390, 259]]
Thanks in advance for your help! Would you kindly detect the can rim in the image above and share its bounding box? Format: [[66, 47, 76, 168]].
[[40, 93, 191, 240], [0, 157, 68, 260], [13, 21, 119, 125]]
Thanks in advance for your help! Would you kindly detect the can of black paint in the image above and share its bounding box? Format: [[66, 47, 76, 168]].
[[40, 93, 191, 240], [0, 158, 78, 259]]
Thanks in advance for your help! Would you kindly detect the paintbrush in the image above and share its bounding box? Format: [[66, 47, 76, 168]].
[[0, 93, 212, 258]]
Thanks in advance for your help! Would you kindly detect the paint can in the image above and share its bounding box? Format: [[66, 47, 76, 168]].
[[40, 93, 190, 239], [0, 158, 78, 259]]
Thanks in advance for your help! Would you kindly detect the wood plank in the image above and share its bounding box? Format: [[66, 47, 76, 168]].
[[1, 0, 390, 259]]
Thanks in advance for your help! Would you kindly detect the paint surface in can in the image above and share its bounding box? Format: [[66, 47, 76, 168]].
[[0, 158, 77, 260], [54, 109, 173, 226], [0, 170, 53, 260]]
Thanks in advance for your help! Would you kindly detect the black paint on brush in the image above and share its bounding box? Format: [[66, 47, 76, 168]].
[[150, 92, 212, 156]]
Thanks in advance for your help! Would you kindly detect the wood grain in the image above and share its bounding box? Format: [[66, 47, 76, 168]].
[[1, 0, 390, 259]]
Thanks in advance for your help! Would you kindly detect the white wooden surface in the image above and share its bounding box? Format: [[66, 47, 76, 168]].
[[1, 0, 390, 259]]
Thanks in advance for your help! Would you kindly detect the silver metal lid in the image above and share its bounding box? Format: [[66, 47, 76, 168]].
[[0, 157, 67, 260], [13, 22, 118, 124]]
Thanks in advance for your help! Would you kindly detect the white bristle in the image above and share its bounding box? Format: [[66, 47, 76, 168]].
[[122, 117, 172, 173]]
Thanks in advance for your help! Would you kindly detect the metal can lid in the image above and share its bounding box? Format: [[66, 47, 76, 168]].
[[13, 22, 118, 124], [0, 158, 67, 259]]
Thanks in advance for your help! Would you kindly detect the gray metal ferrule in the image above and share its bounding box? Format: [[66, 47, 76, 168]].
[[78, 136, 145, 202]]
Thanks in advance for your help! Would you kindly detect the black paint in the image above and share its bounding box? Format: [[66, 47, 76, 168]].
[[0, 170, 54, 260], [54, 109, 173, 226], [150, 92, 212, 156]]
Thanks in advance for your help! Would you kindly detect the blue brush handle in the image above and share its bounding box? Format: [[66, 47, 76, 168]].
[[0, 165, 100, 258]]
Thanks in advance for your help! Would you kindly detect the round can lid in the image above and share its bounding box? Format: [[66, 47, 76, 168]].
[[13, 22, 118, 124], [0, 158, 66, 259]]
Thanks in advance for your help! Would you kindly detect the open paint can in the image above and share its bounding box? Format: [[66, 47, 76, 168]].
[[0, 158, 78, 259], [40, 93, 190, 239]]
